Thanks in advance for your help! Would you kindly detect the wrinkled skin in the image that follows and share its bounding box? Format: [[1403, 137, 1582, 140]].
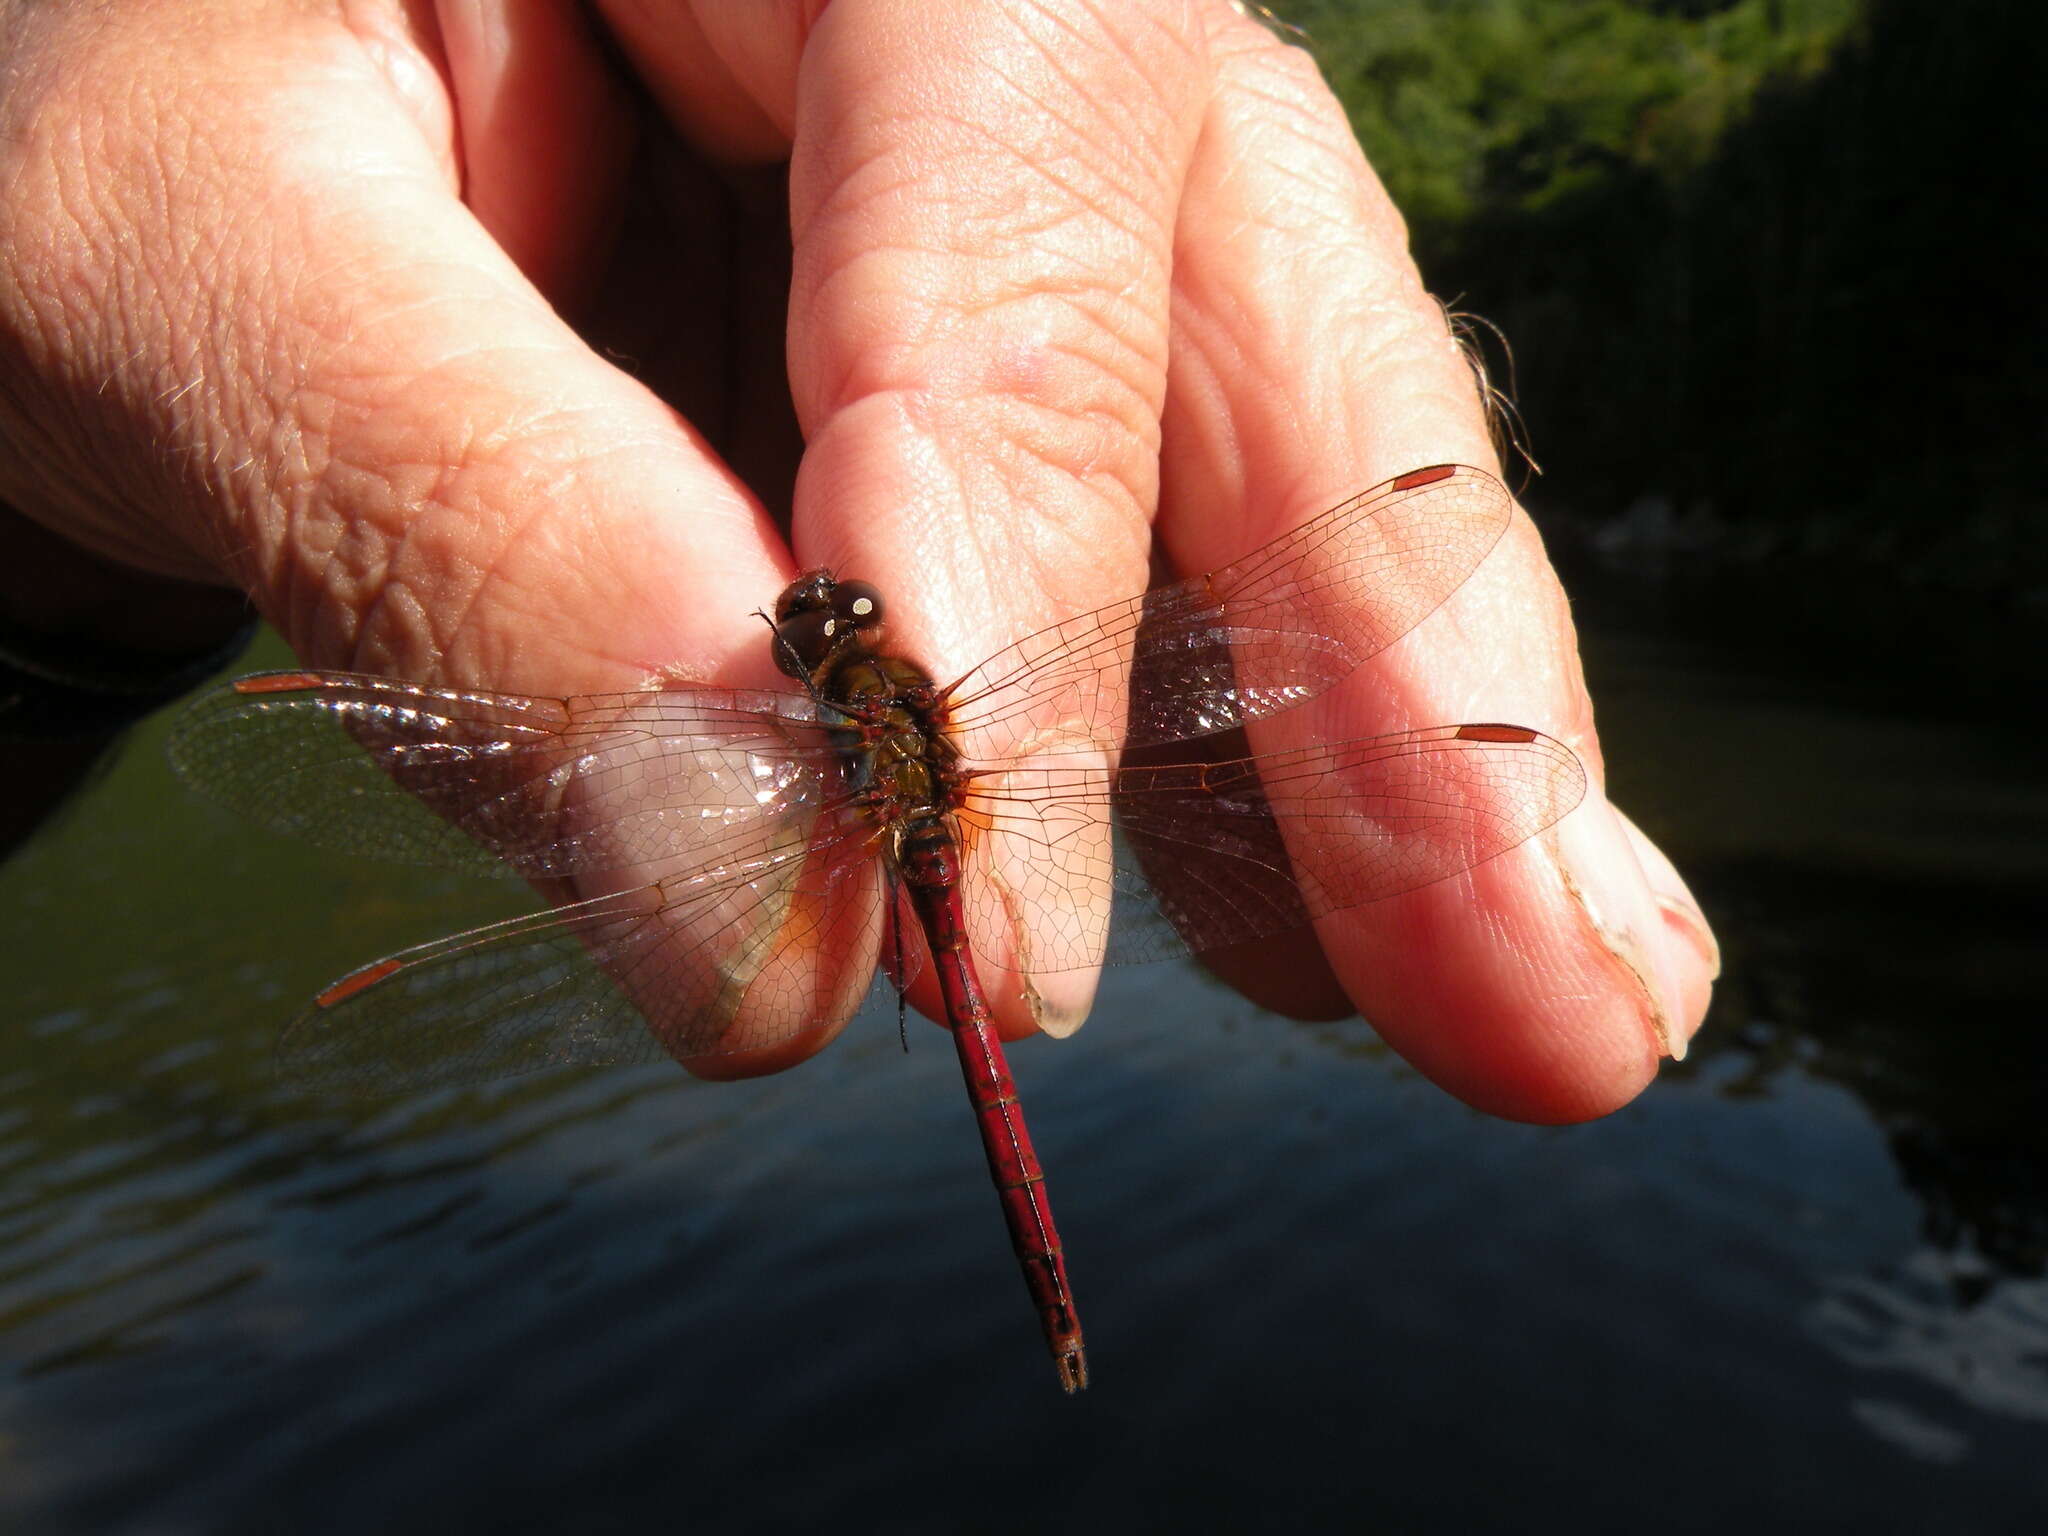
[[0, 0, 1716, 1122]]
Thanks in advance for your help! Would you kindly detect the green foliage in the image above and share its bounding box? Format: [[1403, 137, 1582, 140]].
[[1284, 0, 1861, 251]]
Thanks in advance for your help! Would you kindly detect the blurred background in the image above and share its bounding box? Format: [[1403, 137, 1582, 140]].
[[4, 1, 2043, 1530]]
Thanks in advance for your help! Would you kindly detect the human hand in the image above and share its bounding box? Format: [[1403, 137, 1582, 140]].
[[0, 0, 1716, 1121]]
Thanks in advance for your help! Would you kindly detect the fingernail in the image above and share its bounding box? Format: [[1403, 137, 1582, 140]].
[[1613, 805, 1719, 1054], [1553, 800, 1689, 1060], [1656, 888, 1721, 984], [1024, 973, 1091, 1038]]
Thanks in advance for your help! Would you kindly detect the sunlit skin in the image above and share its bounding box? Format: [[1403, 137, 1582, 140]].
[[0, 1, 1716, 1122]]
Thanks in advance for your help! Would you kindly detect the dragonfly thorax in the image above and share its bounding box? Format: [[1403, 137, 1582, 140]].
[[827, 651, 956, 822]]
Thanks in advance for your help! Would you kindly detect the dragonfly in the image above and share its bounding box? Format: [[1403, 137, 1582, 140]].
[[168, 463, 1587, 1394]]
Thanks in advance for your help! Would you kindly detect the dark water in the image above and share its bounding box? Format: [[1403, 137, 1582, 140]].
[[4, 606, 2043, 1534]]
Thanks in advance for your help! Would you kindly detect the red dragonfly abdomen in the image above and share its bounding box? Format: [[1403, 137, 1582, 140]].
[[898, 813, 1089, 1393]]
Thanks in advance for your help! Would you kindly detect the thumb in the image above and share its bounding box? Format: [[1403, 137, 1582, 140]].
[[1, 3, 782, 699]]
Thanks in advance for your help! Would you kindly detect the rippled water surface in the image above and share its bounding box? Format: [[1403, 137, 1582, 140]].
[[4, 610, 2043, 1533]]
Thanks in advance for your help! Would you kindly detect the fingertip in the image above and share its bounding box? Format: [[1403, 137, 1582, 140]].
[[675, 1018, 848, 1082], [1327, 806, 1675, 1126]]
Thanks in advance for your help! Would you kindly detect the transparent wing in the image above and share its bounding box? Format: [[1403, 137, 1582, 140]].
[[957, 723, 1587, 972], [941, 465, 1510, 759], [168, 670, 850, 879]]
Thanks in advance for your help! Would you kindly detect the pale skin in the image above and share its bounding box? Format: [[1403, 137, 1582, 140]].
[[0, 0, 1717, 1122]]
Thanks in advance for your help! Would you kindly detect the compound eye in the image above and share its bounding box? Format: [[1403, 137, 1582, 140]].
[[772, 608, 837, 678], [774, 569, 836, 625], [832, 580, 885, 630]]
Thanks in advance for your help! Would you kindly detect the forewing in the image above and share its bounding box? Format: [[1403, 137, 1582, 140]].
[[942, 465, 1510, 760]]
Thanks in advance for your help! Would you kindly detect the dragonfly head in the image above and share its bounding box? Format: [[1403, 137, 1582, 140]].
[[771, 569, 888, 679]]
